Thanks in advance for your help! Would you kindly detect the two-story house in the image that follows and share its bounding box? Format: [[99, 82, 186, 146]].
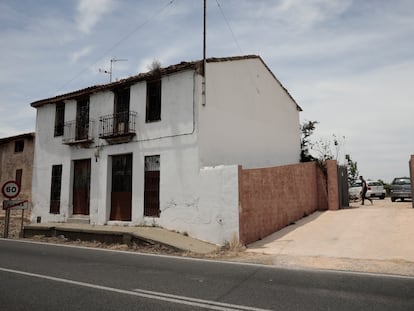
[[30, 55, 302, 245], [0, 133, 35, 204]]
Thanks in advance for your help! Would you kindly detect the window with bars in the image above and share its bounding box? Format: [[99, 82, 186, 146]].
[[50, 165, 62, 214], [146, 80, 161, 122], [144, 155, 160, 217]]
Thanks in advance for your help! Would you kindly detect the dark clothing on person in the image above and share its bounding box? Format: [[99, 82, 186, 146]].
[[360, 177, 373, 205]]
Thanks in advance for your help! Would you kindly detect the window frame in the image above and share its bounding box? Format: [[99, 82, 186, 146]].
[[15, 169, 23, 186], [50, 164, 63, 214], [54, 102, 65, 137], [14, 140, 24, 153], [146, 79, 162, 123]]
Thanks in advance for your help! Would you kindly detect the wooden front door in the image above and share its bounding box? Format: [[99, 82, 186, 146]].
[[110, 154, 132, 221], [73, 159, 91, 215]]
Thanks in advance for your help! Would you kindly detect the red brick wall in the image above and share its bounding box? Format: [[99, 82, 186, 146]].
[[238, 161, 337, 245], [410, 155, 414, 209]]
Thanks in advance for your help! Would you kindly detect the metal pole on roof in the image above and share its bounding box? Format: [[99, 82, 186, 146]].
[[203, 0, 206, 77], [202, 0, 207, 106], [110, 58, 128, 82]]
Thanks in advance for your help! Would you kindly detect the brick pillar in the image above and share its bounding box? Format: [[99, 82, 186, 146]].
[[326, 160, 339, 210], [410, 155, 414, 209]]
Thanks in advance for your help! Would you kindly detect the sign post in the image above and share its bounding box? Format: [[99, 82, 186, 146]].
[[2, 181, 23, 238]]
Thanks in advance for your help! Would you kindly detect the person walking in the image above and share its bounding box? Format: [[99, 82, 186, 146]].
[[360, 176, 373, 205]]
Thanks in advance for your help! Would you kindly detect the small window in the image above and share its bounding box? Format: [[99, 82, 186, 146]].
[[54, 102, 65, 137], [15, 169, 22, 186], [50, 165, 63, 214], [14, 140, 24, 152], [146, 80, 161, 122], [144, 155, 160, 217]]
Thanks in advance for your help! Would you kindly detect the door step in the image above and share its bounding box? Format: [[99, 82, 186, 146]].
[[67, 215, 90, 224]]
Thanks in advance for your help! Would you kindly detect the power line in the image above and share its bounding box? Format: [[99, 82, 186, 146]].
[[55, 0, 176, 94], [215, 0, 244, 55]]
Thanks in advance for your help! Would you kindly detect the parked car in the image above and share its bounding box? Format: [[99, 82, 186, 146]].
[[349, 180, 386, 200], [390, 177, 412, 202]]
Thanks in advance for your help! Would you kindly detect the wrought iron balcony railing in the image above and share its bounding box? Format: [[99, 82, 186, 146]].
[[99, 111, 137, 140], [62, 120, 95, 145]]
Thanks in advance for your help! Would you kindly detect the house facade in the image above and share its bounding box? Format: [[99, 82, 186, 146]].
[[30, 55, 301, 245], [0, 133, 35, 203]]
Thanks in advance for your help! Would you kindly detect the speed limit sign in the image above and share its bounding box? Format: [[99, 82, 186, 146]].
[[1, 180, 21, 199]]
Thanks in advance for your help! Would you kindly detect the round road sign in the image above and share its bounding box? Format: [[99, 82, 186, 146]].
[[1, 180, 20, 199]]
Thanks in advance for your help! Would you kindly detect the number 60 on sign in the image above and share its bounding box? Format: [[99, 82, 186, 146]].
[[1, 180, 21, 199]]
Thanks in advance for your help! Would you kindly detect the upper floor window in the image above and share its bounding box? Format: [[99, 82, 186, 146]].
[[115, 87, 130, 114], [146, 80, 161, 122], [54, 102, 65, 137], [76, 98, 90, 141], [14, 140, 24, 152], [114, 87, 130, 133]]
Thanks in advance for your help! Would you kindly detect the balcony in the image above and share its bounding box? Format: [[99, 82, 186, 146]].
[[99, 111, 137, 143], [62, 120, 95, 145]]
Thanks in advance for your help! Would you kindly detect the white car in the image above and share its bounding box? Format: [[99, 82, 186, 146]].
[[349, 180, 386, 200]]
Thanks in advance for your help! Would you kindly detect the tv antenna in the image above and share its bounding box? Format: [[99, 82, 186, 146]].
[[99, 58, 128, 82]]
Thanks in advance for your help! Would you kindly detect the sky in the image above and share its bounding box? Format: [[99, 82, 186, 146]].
[[0, 0, 413, 183]]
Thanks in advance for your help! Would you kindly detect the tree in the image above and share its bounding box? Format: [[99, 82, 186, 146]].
[[345, 154, 359, 185], [300, 120, 318, 162]]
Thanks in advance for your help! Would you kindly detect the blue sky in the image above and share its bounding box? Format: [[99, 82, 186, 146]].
[[1, 0, 413, 183]]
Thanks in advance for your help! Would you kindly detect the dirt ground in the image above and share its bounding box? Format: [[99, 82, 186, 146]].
[[2, 199, 414, 277], [247, 197, 414, 276]]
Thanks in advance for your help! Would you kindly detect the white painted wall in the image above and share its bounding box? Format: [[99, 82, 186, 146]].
[[157, 165, 240, 245], [31, 57, 301, 245], [199, 57, 301, 169], [31, 68, 240, 245]]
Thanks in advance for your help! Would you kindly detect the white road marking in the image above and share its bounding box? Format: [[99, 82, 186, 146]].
[[0, 267, 271, 311]]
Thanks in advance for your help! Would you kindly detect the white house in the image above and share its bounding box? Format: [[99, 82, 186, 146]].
[[30, 55, 301, 245]]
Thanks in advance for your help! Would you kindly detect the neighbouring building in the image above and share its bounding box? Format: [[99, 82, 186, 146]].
[[30, 55, 302, 245], [0, 133, 35, 204]]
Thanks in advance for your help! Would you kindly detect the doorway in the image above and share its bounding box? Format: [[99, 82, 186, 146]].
[[73, 159, 91, 215], [110, 154, 132, 221]]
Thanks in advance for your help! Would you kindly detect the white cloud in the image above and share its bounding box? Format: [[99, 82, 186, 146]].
[[276, 0, 352, 30], [69, 46, 93, 63], [76, 0, 116, 34]]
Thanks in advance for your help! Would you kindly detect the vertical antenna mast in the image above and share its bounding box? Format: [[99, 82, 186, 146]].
[[99, 58, 128, 82], [202, 0, 207, 106], [203, 0, 206, 77]]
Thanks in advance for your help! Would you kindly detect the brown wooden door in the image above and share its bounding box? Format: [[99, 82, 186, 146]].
[[110, 154, 132, 221], [73, 159, 91, 215]]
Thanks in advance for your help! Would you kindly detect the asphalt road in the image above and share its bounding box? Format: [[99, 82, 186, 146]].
[[1, 239, 414, 311]]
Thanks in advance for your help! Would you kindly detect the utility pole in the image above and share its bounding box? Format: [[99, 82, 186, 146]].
[[203, 0, 206, 77], [202, 0, 207, 106]]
